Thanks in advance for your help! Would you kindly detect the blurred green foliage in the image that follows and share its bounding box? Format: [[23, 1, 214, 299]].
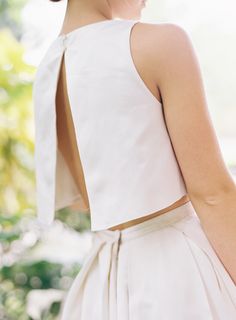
[[0, 0, 27, 39], [0, 31, 90, 316], [0, 3, 91, 318], [0, 28, 36, 217]]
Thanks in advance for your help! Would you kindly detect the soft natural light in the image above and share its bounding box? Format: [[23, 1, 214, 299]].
[[22, 0, 236, 163]]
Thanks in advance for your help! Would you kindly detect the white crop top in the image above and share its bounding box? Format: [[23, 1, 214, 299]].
[[32, 18, 187, 231]]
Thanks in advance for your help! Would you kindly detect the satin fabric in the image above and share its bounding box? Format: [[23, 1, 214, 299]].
[[33, 18, 187, 231], [59, 201, 236, 319]]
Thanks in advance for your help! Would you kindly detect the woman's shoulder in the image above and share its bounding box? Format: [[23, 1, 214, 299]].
[[131, 21, 195, 86], [132, 21, 192, 59], [133, 20, 190, 43]]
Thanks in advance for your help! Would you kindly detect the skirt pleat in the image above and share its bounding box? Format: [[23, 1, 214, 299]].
[[59, 201, 236, 320]]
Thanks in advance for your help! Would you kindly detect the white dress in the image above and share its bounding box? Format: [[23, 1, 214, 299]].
[[60, 201, 236, 319]]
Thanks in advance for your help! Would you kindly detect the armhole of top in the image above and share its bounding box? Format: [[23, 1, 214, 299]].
[[126, 20, 162, 107]]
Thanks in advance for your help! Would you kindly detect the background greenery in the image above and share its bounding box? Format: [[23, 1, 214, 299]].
[[0, 2, 91, 319], [1, 0, 236, 319]]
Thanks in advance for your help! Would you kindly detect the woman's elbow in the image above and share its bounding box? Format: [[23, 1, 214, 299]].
[[188, 178, 236, 206]]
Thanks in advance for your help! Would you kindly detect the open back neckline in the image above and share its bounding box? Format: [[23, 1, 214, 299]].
[[57, 19, 118, 39]]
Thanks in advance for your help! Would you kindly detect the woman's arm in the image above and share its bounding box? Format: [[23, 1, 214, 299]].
[[150, 23, 236, 282]]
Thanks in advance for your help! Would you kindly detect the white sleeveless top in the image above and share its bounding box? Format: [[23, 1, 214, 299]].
[[32, 18, 187, 231]]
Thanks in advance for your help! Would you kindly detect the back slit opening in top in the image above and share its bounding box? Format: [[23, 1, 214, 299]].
[[55, 51, 91, 213]]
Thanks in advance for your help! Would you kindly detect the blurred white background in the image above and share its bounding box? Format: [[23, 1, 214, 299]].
[[22, 0, 236, 167]]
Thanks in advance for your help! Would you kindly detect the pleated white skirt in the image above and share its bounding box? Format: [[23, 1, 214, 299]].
[[60, 201, 236, 319]]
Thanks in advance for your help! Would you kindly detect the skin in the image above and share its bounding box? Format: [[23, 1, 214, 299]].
[[57, 0, 236, 283], [59, 0, 145, 32]]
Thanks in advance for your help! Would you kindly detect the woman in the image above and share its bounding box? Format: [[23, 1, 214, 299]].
[[32, 0, 236, 318]]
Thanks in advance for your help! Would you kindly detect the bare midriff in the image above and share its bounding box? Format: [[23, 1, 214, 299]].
[[107, 194, 190, 231]]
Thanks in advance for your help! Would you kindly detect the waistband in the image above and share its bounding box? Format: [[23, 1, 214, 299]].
[[60, 200, 197, 320], [92, 200, 196, 245]]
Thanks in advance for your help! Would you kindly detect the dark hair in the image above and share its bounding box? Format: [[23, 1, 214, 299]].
[[49, 0, 63, 2]]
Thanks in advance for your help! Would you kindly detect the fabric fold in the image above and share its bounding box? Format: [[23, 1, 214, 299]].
[[59, 202, 236, 320], [60, 230, 122, 320]]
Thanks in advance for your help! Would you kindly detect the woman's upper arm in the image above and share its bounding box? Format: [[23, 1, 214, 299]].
[[151, 23, 236, 201]]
